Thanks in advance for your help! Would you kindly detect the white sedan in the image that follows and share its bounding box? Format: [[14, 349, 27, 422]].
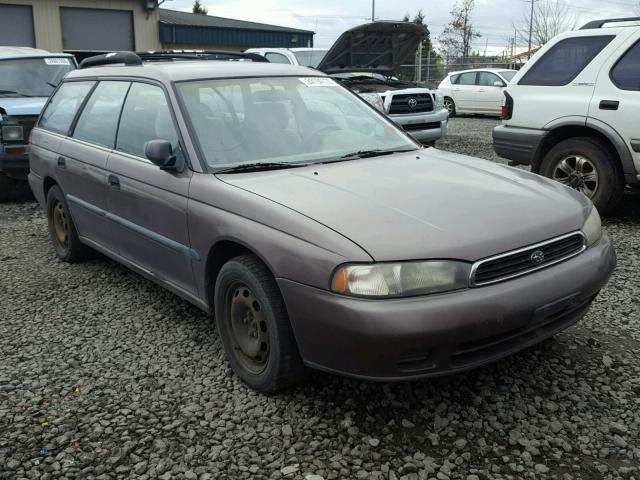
[[437, 68, 518, 116]]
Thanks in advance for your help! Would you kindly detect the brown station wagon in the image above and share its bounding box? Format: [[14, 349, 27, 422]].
[[28, 52, 615, 392]]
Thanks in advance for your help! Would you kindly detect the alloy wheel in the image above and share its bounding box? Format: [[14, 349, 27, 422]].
[[227, 282, 269, 375], [552, 155, 599, 198], [444, 99, 454, 114]]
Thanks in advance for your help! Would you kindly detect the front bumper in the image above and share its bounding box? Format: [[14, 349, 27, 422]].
[[493, 125, 548, 166], [279, 233, 615, 381], [0, 144, 29, 180], [390, 108, 449, 144]]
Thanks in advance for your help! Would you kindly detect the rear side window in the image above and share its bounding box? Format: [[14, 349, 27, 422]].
[[116, 82, 179, 158], [457, 72, 477, 85], [73, 81, 130, 148], [450, 74, 460, 84], [611, 40, 640, 90], [520, 36, 614, 86], [39, 81, 95, 135]]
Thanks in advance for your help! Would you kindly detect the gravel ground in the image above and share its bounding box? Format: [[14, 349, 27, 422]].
[[1, 117, 639, 480]]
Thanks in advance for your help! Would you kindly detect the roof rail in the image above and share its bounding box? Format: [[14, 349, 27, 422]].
[[580, 17, 640, 29], [79, 52, 143, 69], [137, 50, 269, 63]]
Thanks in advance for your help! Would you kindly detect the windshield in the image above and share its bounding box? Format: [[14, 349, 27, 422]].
[[0, 57, 75, 97], [499, 70, 517, 82], [176, 76, 418, 171], [293, 50, 328, 68]]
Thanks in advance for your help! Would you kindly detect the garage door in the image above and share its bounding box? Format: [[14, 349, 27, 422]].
[[0, 4, 35, 47], [60, 7, 134, 51]]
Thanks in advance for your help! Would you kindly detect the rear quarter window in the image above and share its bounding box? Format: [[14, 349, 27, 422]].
[[519, 36, 614, 86], [38, 81, 95, 135], [611, 40, 640, 90]]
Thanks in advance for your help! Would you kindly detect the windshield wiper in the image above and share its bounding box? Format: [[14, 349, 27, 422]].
[[214, 161, 311, 174], [320, 149, 416, 164]]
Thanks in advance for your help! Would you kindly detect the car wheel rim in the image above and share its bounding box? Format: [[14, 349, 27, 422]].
[[444, 99, 454, 113], [552, 155, 599, 198], [227, 282, 269, 375], [52, 201, 69, 248]]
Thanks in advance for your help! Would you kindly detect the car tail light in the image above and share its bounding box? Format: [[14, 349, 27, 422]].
[[501, 91, 514, 120]]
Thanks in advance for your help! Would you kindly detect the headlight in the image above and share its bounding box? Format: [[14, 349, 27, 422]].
[[359, 93, 385, 112], [330, 261, 471, 298], [582, 206, 602, 246], [1, 124, 24, 142], [435, 91, 444, 109]]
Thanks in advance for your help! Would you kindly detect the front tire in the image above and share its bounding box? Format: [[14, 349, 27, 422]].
[[444, 97, 456, 116], [46, 185, 93, 262], [214, 255, 306, 392], [539, 137, 624, 215]]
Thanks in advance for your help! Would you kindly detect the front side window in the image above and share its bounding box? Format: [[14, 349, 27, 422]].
[[499, 70, 517, 82], [611, 40, 640, 91], [73, 81, 130, 148], [0, 57, 75, 98], [116, 82, 179, 158], [39, 81, 94, 134], [293, 50, 328, 68], [176, 76, 417, 169], [477, 72, 502, 87], [520, 36, 614, 86], [265, 52, 291, 64]]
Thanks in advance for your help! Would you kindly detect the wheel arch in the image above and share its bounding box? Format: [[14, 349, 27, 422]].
[[534, 119, 632, 178], [42, 176, 59, 200]]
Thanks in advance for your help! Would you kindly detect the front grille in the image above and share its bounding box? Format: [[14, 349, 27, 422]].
[[471, 232, 585, 286], [3, 115, 37, 144], [388, 93, 433, 114], [402, 121, 441, 132]]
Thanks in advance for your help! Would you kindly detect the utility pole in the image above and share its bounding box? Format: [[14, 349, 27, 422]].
[[527, 0, 537, 59], [371, 0, 375, 21]]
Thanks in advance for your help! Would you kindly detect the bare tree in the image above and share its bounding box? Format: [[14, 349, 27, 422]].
[[516, 0, 577, 51], [437, 0, 482, 63]]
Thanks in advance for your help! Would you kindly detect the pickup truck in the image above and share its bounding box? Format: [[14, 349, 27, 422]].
[[0, 47, 76, 200]]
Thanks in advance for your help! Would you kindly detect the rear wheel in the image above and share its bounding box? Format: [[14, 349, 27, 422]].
[[539, 137, 624, 215], [214, 255, 306, 392], [444, 97, 456, 116], [46, 185, 93, 262], [0, 173, 17, 202]]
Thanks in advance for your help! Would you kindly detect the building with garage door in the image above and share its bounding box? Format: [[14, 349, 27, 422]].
[[0, 1, 313, 58]]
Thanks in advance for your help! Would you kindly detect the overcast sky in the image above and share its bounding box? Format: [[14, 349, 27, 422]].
[[163, 0, 637, 54]]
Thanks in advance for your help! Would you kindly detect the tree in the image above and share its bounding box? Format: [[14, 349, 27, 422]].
[[192, 0, 208, 14], [437, 0, 482, 63], [401, 10, 438, 61], [515, 0, 576, 52]]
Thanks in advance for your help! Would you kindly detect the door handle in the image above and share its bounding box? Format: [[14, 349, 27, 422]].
[[599, 100, 619, 110], [108, 174, 120, 190], [56, 156, 66, 169]]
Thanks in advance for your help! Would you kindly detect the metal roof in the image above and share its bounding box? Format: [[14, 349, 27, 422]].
[[66, 60, 323, 83], [159, 9, 314, 35]]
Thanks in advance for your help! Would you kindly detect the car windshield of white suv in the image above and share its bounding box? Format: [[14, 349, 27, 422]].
[[0, 57, 75, 97], [499, 70, 517, 82], [177, 76, 418, 171], [292, 50, 328, 68]]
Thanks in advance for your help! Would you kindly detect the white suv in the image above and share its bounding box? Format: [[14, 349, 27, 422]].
[[493, 17, 640, 214]]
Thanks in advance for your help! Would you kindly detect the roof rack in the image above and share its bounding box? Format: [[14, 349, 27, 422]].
[[79, 52, 143, 69], [138, 50, 269, 63], [580, 17, 640, 29]]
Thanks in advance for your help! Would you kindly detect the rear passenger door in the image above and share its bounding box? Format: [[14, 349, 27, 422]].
[[476, 71, 505, 114], [106, 81, 196, 297], [55, 80, 129, 254], [590, 36, 640, 173]]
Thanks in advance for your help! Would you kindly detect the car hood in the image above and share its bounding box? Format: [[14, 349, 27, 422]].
[[317, 21, 427, 76], [219, 149, 591, 262], [0, 97, 47, 116]]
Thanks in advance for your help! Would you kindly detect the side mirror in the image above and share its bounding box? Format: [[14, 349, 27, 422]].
[[494, 80, 506, 87], [145, 139, 184, 172]]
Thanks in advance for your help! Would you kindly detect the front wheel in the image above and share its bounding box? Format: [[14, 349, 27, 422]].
[[444, 97, 456, 116], [214, 255, 306, 392], [539, 137, 624, 215]]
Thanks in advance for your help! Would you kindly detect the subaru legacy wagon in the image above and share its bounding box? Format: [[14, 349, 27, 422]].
[[28, 52, 615, 392]]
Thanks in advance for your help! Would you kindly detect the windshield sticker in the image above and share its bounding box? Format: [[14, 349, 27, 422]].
[[44, 58, 71, 65], [299, 77, 338, 87]]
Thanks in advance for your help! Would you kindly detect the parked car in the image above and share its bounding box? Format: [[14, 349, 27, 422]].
[[493, 17, 640, 214], [248, 22, 450, 145], [437, 68, 517, 116], [29, 52, 615, 392], [0, 47, 76, 200]]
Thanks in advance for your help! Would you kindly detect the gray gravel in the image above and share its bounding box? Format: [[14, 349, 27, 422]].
[[1, 117, 639, 480]]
